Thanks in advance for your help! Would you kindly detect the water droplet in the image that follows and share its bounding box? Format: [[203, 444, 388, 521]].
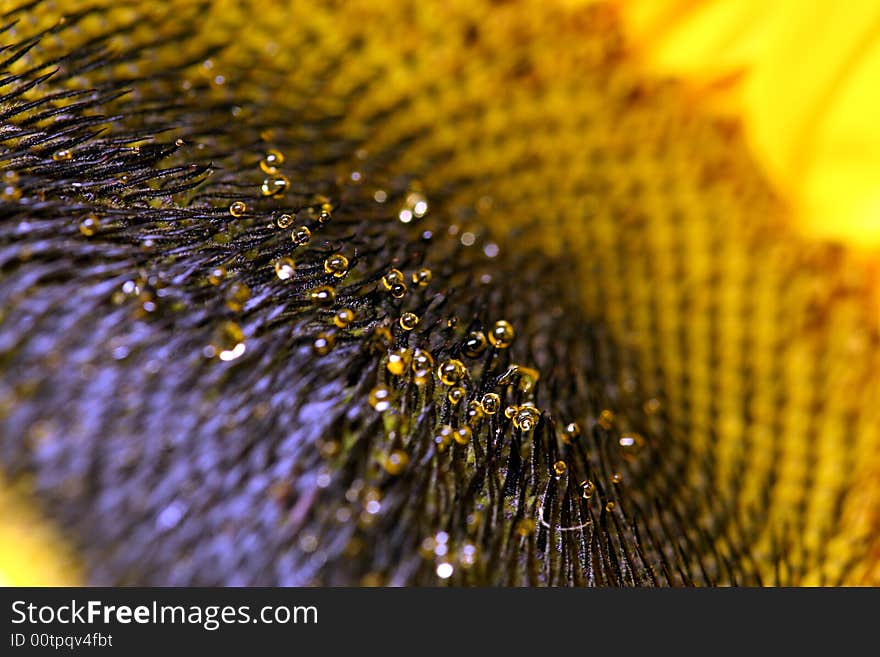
[[447, 386, 466, 405], [324, 253, 349, 278], [384, 449, 409, 475], [437, 359, 467, 386], [399, 312, 419, 331], [619, 432, 645, 458], [208, 266, 227, 286], [309, 286, 336, 307], [462, 331, 488, 358], [605, 501, 616, 512], [411, 348, 434, 384], [369, 386, 392, 412], [466, 400, 484, 424], [435, 425, 454, 450], [78, 214, 100, 237], [261, 174, 290, 197], [274, 256, 296, 280], [581, 480, 596, 499], [488, 320, 515, 348], [513, 406, 540, 432], [411, 268, 432, 287], [276, 213, 293, 229], [553, 460, 567, 476], [598, 409, 615, 430], [313, 332, 335, 355], [225, 282, 251, 312], [260, 149, 285, 174], [214, 321, 246, 361], [480, 393, 501, 415], [229, 201, 247, 217], [334, 308, 355, 328], [291, 226, 311, 245], [611, 472, 623, 485], [386, 348, 412, 376], [504, 405, 518, 419], [643, 398, 661, 415], [389, 283, 407, 299], [381, 268, 405, 290], [453, 425, 472, 445], [561, 422, 581, 444], [52, 149, 72, 161]]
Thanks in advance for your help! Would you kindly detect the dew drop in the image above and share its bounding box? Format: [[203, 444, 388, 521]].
[[309, 286, 336, 307], [274, 256, 296, 280], [260, 149, 285, 174], [291, 226, 311, 245], [480, 393, 501, 415], [411, 268, 432, 287], [261, 174, 290, 197], [324, 253, 349, 278], [384, 449, 409, 475], [399, 312, 419, 331], [386, 348, 412, 376], [462, 331, 488, 358], [437, 359, 467, 386], [334, 308, 355, 328], [78, 214, 100, 237], [447, 386, 466, 405], [369, 386, 392, 412], [229, 201, 247, 217], [488, 320, 515, 348], [313, 332, 335, 355]]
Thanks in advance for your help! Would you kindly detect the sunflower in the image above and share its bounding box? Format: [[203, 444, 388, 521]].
[[1, 0, 878, 586]]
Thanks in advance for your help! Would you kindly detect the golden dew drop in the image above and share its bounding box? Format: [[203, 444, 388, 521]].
[[447, 386, 466, 405], [619, 432, 645, 458], [312, 333, 335, 356], [411, 268, 432, 287], [399, 312, 419, 331], [453, 425, 472, 445], [562, 421, 581, 443], [480, 393, 501, 415], [437, 359, 467, 386], [261, 174, 290, 197], [225, 282, 251, 312], [324, 253, 349, 278], [274, 257, 296, 280], [462, 331, 488, 358], [229, 201, 247, 217], [581, 480, 596, 499], [52, 149, 72, 161], [513, 406, 540, 432], [78, 214, 100, 237], [389, 283, 407, 299], [381, 268, 405, 290], [411, 348, 434, 384], [553, 460, 567, 476], [334, 308, 355, 329], [309, 286, 336, 307], [384, 450, 409, 475], [488, 320, 515, 348], [208, 266, 227, 286], [276, 213, 293, 229], [386, 348, 412, 376], [291, 226, 311, 245], [369, 386, 393, 412], [260, 149, 285, 174]]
